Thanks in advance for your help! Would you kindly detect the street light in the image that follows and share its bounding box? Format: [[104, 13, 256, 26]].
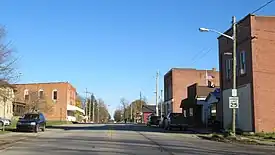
[[199, 16, 237, 136], [199, 28, 234, 40]]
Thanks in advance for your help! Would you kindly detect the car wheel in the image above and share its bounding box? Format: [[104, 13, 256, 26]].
[[0, 121, 3, 127], [34, 125, 39, 133], [41, 125, 45, 132]]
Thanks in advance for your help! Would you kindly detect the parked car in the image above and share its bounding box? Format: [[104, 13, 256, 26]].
[[164, 113, 188, 131], [147, 115, 161, 126], [0, 117, 11, 126], [16, 112, 46, 133], [158, 115, 166, 128]]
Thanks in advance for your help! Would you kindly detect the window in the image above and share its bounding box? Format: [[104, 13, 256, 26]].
[[189, 108, 193, 116], [52, 89, 58, 100], [240, 51, 246, 75], [24, 89, 29, 101], [167, 82, 172, 99], [225, 59, 233, 80], [39, 89, 44, 99], [183, 110, 187, 117]]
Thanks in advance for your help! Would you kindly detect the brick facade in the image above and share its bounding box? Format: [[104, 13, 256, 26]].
[[13, 82, 77, 121], [219, 14, 275, 132], [164, 68, 219, 114]]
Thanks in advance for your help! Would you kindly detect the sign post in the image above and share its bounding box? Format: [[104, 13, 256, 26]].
[[229, 97, 239, 109]]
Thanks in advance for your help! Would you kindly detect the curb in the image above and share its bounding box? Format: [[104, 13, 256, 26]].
[[198, 134, 275, 146]]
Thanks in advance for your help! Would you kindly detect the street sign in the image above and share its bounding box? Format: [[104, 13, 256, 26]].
[[232, 89, 237, 97], [229, 97, 239, 109]]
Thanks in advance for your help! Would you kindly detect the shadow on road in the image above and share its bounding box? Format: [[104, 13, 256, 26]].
[[10, 134, 275, 155], [46, 124, 210, 134]]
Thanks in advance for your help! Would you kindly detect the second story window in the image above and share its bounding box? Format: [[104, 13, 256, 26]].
[[24, 89, 29, 101], [39, 89, 44, 99], [52, 89, 58, 100], [240, 51, 247, 75], [225, 59, 233, 80]]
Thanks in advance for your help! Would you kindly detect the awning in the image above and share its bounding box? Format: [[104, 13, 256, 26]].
[[67, 104, 85, 114]]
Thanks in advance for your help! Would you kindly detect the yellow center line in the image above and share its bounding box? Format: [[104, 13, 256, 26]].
[[107, 125, 114, 140]]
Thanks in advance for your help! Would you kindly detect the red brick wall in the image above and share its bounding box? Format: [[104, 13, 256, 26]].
[[219, 14, 275, 132], [251, 16, 275, 132], [218, 14, 253, 127], [14, 82, 76, 121], [165, 68, 219, 113], [143, 112, 152, 124]]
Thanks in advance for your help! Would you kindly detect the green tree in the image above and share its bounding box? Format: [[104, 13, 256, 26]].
[[113, 109, 122, 122], [88, 98, 110, 123], [75, 95, 82, 108], [75, 94, 84, 122], [124, 99, 146, 122]]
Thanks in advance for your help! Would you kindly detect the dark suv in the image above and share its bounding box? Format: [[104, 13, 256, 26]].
[[16, 112, 46, 133]]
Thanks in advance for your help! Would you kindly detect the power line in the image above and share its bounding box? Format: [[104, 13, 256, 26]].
[[191, 48, 207, 61], [251, 0, 275, 14], [190, 48, 212, 65]]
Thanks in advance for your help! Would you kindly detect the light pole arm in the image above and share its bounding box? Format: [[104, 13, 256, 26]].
[[209, 29, 234, 40]]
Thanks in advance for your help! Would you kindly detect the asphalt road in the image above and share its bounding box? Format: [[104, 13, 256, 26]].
[[1, 124, 275, 155]]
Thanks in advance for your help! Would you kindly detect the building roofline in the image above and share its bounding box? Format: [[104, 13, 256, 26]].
[[217, 14, 254, 39], [164, 67, 219, 77], [14, 81, 69, 85]]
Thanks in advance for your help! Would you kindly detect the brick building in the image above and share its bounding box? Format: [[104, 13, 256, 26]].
[[219, 14, 275, 132], [181, 83, 217, 127], [13, 82, 84, 121], [163, 68, 219, 115]]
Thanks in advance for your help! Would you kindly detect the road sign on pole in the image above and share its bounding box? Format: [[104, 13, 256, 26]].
[[229, 97, 239, 109]]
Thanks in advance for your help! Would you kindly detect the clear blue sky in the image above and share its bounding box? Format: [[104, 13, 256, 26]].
[[0, 0, 274, 116]]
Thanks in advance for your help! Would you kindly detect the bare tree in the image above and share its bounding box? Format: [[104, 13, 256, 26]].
[[97, 98, 109, 123], [0, 27, 19, 85], [120, 98, 129, 120], [25, 90, 53, 114]]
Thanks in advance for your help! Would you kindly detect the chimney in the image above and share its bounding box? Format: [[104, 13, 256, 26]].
[[212, 68, 216, 71]]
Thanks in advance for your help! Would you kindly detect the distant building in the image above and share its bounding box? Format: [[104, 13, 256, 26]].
[[181, 83, 218, 127], [142, 105, 156, 124], [0, 80, 15, 119], [13, 82, 84, 121], [163, 68, 219, 114], [219, 14, 275, 132]]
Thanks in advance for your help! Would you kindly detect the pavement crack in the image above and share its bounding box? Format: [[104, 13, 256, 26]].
[[137, 132, 175, 155]]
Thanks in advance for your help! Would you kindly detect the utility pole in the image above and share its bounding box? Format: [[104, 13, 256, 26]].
[[232, 16, 237, 137], [160, 89, 163, 117], [89, 94, 92, 122], [139, 91, 142, 123], [92, 94, 95, 123], [130, 102, 133, 121], [2, 97, 7, 131], [97, 102, 100, 123], [84, 88, 88, 121], [155, 71, 159, 116]]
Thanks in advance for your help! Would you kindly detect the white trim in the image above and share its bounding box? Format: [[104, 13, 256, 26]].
[[52, 89, 58, 100], [67, 104, 85, 114], [197, 97, 206, 101], [240, 51, 247, 75], [24, 89, 29, 96], [38, 89, 44, 98]]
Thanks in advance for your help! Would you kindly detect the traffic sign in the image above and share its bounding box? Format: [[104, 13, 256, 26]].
[[229, 97, 239, 109]]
